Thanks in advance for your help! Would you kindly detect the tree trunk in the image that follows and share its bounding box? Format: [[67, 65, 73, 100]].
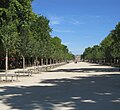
[[41, 59, 43, 66], [114, 58, 116, 64], [5, 49, 8, 80], [22, 55, 25, 72], [117, 59, 119, 63], [46, 59, 48, 65], [34, 57, 38, 73], [35, 57, 38, 66], [104, 58, 106, 64], [53, 59, 55, 64]]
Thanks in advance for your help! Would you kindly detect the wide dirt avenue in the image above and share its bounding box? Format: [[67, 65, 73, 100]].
[[0, 62, 120, 110]]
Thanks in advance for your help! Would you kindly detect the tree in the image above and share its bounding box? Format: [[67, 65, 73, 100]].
[[110, 23, 120, 64], [15, 0, 35, 70], [83, 47, 93, 61], [100, 34, 114, 63], [82, 22, 120, 66], [50, 37, 62, 63], [0, 0, 18, 77], [111, 42, 120, 58], [30, 15, 52, 65], [0, 0, 74, 71]]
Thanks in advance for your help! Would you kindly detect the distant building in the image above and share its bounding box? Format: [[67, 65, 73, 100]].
[[75, 55, 81, 62]]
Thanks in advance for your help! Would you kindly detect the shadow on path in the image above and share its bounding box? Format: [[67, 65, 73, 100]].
[[0, 74, 120, 110], [48, 67, 120, 73]]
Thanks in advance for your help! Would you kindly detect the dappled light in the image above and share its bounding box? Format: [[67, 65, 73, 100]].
[[0, 1, 120, 110], [0, 73, 120, 110], [48, 67, 119, 73]]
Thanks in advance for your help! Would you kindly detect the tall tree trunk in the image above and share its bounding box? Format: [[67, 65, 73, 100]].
[[53, 59, 55, 64], [41, 59, 43, 66], [35, 57, 38, 66], [34, 57, 37, 73], [114, 58, 116, 64], [5, 49, 8, 80], [117, 59, 119, 63], [22, 55, 25, 72], [46, 59, 48, 65], [104, 58, 106, 64]]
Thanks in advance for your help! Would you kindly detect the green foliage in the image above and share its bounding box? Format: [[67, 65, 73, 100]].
[[49, 37, 74, 61], [110, 22, 120, 58], [0, 0, 73, 63], [0, 0, 18, 53], [82, 22, 120, 62], [30, 14, 51, 58], [111, 41, 120, 58], [50, 37, 62, 59]]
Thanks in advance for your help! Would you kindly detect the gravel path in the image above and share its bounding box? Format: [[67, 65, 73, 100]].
[[0, 62, 120, 110]]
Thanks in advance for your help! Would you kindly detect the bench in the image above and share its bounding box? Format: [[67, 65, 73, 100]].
[[0, 74, 19, 82], [15, 70, 32, 76], [28, 68, 40, 74], [40, 65, 52, 71]]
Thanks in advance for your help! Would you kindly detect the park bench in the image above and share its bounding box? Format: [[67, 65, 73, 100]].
[[0, 74, 19, 82], [41, 65, 54, 71], [49, 64, 56, 68], [47, 65, 53, 70], [15, 70, 32, 76], [28, 68, 40, 74], [36, 65, 50, 72], [42, 65, 49, 71], [28, 66, 49, 73], [35, 66, 43, 72]]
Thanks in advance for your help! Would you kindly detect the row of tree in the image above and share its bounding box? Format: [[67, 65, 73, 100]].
[[0, 0, 74, 72], [82, 22, 120, 66]]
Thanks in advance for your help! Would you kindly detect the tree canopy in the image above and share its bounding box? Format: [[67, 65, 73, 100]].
[[0, 0, 74, 69], [82, 22, 120, 65]]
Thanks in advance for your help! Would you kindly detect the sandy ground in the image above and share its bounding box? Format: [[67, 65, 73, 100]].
[[0, 62, 120, 110]]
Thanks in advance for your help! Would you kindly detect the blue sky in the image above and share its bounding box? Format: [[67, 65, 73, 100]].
[[32, 0, 120, 55]]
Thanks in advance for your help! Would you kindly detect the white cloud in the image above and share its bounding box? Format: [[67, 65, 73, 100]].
[[50, 20, 60, 25], [59, 16, 85, 25], [48, 15, 64, 25], [69, 15, 101, 25], [47, 14, 101, 26]]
